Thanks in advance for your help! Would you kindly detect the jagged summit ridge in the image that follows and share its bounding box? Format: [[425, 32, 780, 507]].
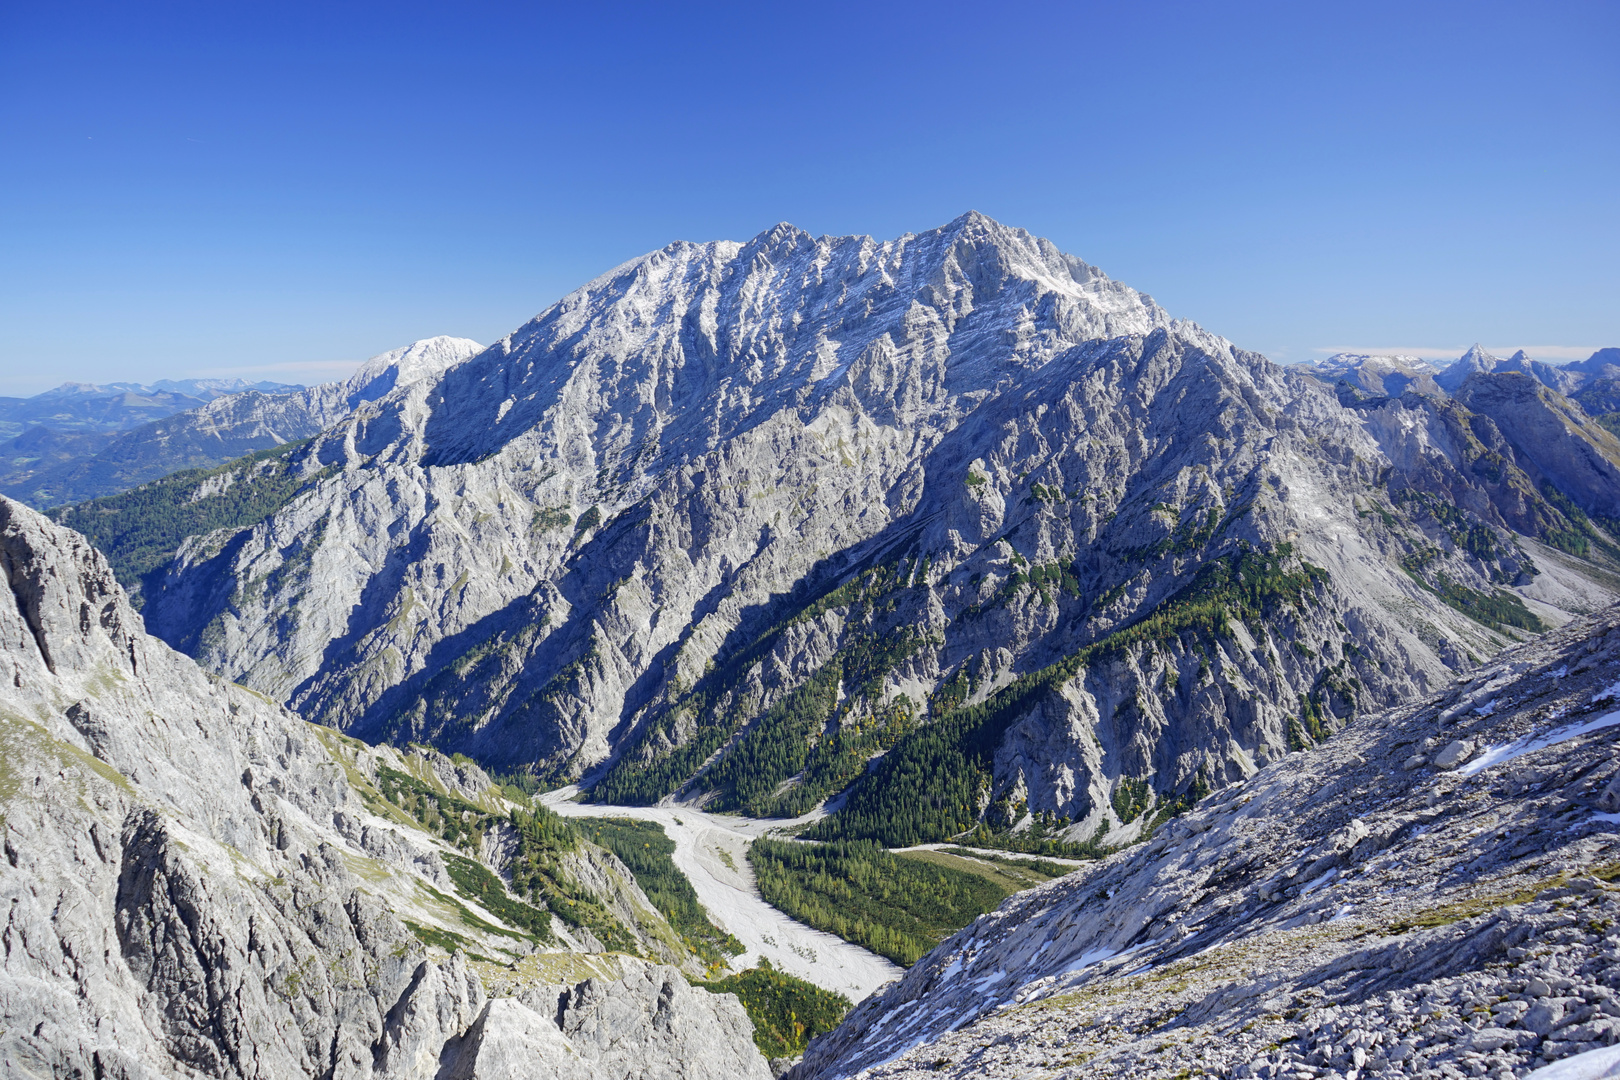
[[414, 212, 1189, 470]]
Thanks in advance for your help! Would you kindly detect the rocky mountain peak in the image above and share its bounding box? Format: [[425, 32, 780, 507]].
[[133, 215, 1620, 860], [381, 213, 1182, 476], [1437, 343, 1503, 392], [0, 495, 144, 684], [346, 335, 485, 395]]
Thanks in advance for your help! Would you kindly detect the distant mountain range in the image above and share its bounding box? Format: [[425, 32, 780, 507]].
[[1, 338, 481, 506], [0, 377, 305, 438], [1304, 345, 1620, 439]]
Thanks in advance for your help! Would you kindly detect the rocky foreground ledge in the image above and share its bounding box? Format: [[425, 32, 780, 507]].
[[0, 492, 771, 1078], [794, 606, 1620, 1080]]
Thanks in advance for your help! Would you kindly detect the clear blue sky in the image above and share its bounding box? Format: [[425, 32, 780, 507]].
[[1, 0, 1616, 395]]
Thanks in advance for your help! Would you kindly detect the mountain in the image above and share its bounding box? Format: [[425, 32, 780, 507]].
[[142, 377, 307, 396], [792, 602, 1620, 1080], [1306, 346, 1620, 533], [0, 378, 301, 439], [0, 492, 777, 1079], [1425, 344, 1620, 400], [1450, 373, 1620, 525], [1304, 352, 1442, 400], [129, 213, 1620, 857], [1433, 343, 1519, 394], [1556, 347, 1620, 382], [4, 336, 483, 507], [1318, 346, 1620, 406]]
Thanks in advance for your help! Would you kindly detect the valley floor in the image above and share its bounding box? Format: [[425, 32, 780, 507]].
[[540, 787, 903, 1000]]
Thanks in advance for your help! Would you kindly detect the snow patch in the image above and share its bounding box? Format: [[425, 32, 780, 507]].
[[1526, 1043, 1620, 1079], [1301, 869, 1338, 895], [1063, 946, 1121, 974], [972, 969, 1008, 991], [1460, 710, 1620, 777]]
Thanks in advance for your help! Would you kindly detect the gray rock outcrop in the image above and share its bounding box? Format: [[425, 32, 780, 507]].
[[791, 603, 1620, 1080], [444, 964, 771, 1080], [0, 494, 770, 1078]]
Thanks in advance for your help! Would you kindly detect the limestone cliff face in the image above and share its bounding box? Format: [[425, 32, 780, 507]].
[[0, 495, 768, 1079], [140, 214, 1619, 839], [1452, 371, 1620, 521]]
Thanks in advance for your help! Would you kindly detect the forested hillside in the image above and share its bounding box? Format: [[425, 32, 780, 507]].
[[748, 839, 1018, 966], [49, 439, 328, 604]]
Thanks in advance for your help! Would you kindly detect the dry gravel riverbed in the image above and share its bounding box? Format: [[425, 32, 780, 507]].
[[541, 787, 903, 1001]]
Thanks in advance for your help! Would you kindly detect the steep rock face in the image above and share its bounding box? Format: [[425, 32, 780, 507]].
[[1453, 371, 1620, 521], [793, 605, 1620, 1080], [8, 336, 483, 507], [0, 496, 766, 1078], [145, 216, 1177, 754], [141, 215, 1619, 841], [0, 495, 478, 1078], [444, 963, 771, 1080]]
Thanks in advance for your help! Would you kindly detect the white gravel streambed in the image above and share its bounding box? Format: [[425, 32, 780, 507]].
[[540, 787, 902, 1001]]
